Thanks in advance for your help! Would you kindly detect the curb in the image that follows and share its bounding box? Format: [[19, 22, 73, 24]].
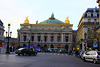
[[0, 52, 15, 54]]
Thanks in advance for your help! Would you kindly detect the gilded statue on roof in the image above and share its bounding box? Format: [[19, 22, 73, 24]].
[[65, 17, 69, 23], [24, 16, 29, 23]]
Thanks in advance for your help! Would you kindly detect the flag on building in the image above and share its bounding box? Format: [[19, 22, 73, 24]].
[[94, 19, 96, 27]]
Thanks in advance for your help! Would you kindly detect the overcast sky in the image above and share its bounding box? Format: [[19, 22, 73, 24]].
[[0, 0, 98, 38]]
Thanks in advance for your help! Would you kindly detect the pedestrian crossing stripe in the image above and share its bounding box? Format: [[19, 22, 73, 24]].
[[38, 53, 68, 56]]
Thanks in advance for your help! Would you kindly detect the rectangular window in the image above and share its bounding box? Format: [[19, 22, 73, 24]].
[[38, 36, 41, 41], [57, 36, 61, 42], [88, 19, 91, 22], [51, 36, 54, 42], [65, 36, 68, 42], [31, 36, 34, 41], [93, 13, 97, 17], [44, 36, 47, 42], [23, 36, 26, 41]]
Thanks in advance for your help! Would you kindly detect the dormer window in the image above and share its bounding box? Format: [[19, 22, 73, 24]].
[[87, 12, 91, 17], [93, 12, 97, 17]]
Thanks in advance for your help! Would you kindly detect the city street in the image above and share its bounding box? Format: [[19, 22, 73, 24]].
[[0, 53, 100, 67]]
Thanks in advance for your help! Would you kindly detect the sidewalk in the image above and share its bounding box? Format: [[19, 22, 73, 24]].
[[0, 52, 15, 54]]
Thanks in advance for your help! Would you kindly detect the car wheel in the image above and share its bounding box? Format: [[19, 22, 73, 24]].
[[83, 57, 86, 62], [29, 54, 31, 56], [34, 53, 37, 56], [23, 53, 26, 56], [18, 54, 20, 56], [93, 59, 97, 64]]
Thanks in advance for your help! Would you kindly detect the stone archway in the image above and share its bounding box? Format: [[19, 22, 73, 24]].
[[44, 44, 47, 48], [51, 44, 54, 48], [65, 45, 68, 51], [37, 44, 40, 47]]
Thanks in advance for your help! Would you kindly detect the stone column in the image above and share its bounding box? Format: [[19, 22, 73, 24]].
[[68, 34, 70, 42], [63, 33, 65, 42], [34, 33, 37, 42], [54, 33, 57, 42], [27, 34, 29, 42], [41, 33, 44, 42], [61, 33, 63, 43], [47, 33, 50, 42], [82, 42, 85, 51], [20, 34, 22, 42], [68, 44, 71, 51], [70, 33, 72, 43]]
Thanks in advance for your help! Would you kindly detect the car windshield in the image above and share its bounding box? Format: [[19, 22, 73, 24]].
[[97, 52, 100, 55], [18, 48, 25, 50]]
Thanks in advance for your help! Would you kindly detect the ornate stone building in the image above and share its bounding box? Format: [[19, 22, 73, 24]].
[[17, 13, 73, 51], [77, 7, 99, 51], [0, 20, 5, 45], [4, 38, 17, 47]]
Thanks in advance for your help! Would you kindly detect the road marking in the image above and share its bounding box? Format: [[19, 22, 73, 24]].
[[50, 53, 52, 55], [66, 54, 68, 56], [38, 53, 68, 56], [62, 54, 64, 56]]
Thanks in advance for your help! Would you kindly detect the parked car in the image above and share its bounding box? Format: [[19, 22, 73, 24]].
[[79, 51, 86, 58], [82, 51, 100, 64], [15, 48, 37, 56], [58, 48, 68, 53]]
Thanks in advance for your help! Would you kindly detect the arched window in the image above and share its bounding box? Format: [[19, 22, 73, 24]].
[[44, 44, 47, 47], [65, 45, 68, 51]]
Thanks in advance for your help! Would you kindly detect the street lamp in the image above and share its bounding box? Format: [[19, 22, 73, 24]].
[[28, 39, 30, 49], [28, 29, 31, 49], [5, 23, 12, 54]]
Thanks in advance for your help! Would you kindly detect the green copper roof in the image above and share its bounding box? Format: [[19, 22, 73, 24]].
[[40, 13, 64, 24]]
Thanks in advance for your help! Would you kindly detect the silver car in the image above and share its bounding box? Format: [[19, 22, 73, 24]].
[[83, 51, 100, 64]]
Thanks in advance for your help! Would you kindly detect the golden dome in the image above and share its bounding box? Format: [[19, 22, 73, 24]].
[[65, 17, 70, 23], [24, 16, 29, 23]]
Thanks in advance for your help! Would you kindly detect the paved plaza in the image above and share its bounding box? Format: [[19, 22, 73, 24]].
[[0, 53, 100, 67]]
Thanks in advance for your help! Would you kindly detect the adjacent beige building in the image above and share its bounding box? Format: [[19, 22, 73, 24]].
[[77, 7, 99, 51]]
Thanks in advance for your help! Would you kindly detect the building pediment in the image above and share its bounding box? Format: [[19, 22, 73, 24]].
[[20, 26, 30, 30]]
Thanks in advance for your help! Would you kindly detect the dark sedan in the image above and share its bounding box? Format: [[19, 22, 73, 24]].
[[15, 48, 37, 56]]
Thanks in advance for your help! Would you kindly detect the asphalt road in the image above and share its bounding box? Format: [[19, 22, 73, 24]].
[[0, 53, 100, 67]]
